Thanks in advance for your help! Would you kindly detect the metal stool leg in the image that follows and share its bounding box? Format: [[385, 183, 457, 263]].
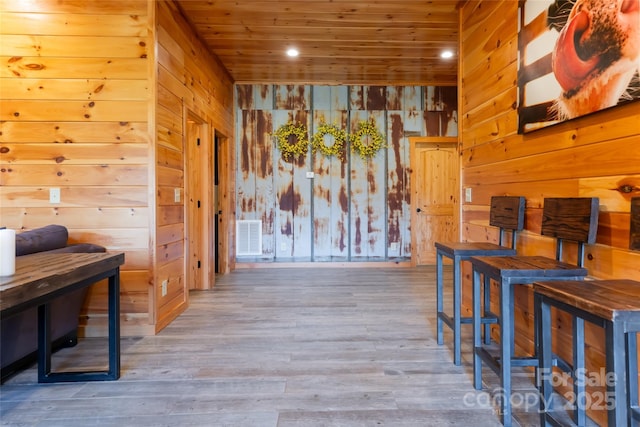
[[628, 332, 639, 426], [483, 274, 492, 345], [537, 294, 553, 427], [453, 255, 462, 365], [473, 267, 483, 390], [436, 250, 444, 346], [499, 280, 514, 427], [573, 316, 586, 426], [607, 321, 629, 427]]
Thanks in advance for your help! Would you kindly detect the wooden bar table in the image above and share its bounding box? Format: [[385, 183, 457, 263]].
[[0, 252, 125, 383], [534, 279, 640, 427]]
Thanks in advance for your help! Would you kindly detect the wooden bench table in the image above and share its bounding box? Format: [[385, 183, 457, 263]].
[[0, 252, 124, 383], [534, 279, 640, 427]]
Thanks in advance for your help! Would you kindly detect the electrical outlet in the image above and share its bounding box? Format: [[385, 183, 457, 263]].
[[174, 188, 181, 203], [49, 188, 61, 204], [161, 279, 168, 296], [465, 187, 472, 203], [306, 171, 314, 179]]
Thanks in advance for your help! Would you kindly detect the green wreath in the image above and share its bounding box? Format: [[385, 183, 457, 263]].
[[350, 120, 386, 159], [311, 122, 347, 159], [273, 121, 309, 160]]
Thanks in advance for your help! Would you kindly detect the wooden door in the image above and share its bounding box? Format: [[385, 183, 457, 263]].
[[185, 115, 206, 290], [410, 137, 459, 265]]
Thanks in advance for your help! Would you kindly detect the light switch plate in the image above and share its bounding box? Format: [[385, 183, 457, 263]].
[[306, 171, 314, 179], [49, 188, 61, 204], [465, 187, 472, 203]]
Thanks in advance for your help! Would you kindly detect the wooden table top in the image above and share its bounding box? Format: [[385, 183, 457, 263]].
[[532, 279, 640, 321], [0, 252, 125, 314]]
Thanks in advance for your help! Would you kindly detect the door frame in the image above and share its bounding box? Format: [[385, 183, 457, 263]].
[[185, 111, 213, 290], [409, 136, 459, 266], [214, 130, 231, 275]]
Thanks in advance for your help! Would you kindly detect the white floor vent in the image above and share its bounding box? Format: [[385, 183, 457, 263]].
[[236, 220, 262, 256]]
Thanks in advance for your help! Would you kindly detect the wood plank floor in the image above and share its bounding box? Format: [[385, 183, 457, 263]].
[[1, 266, 545, 426]]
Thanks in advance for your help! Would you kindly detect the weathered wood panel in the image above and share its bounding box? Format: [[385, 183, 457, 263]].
[[349, 110, 387, 259], [274, 108, 312, 259], [236, 84, 456, 263], [460, 1, 640, 423], [311, 107, 349, 260]]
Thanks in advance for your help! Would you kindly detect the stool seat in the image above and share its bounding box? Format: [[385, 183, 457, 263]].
[[435, 241, 515, 256], [471, 255, 588, 281], [534, 280, 640, 427]]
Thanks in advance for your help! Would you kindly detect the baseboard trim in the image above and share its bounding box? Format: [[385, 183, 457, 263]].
[[235, 261, 412, 269]]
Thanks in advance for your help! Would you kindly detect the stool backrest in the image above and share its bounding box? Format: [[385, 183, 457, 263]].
[[631, 197, 640, 251], [489, 196, 526, 248], [541, 197, 599, 267]]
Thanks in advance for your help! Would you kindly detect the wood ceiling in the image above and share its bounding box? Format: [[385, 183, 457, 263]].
[[175, 1, 460, 85]]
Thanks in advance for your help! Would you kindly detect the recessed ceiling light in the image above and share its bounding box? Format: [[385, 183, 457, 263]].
[[441, 50, 454, 59], [286, 48, 299, 57]]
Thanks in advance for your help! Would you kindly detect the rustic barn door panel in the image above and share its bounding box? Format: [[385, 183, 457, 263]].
[[275, 85, 310, 110], [425, 86, 458, 137], [387, 109, 422, 259], [349, 110, 387, 259], [254, 110, 275, 257], [274, 110, 312, 259], [311, 108, 349, 261], [312, 86, 349, 111], [236, 108, 276, 258]]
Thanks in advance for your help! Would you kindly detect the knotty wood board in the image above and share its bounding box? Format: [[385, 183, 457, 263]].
[[459, 1, 640, 424]]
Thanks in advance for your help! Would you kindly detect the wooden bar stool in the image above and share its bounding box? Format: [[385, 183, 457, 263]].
[[435, 196, 525, 365], [534, 279, 640, 427], [469, 197, 600, 427]]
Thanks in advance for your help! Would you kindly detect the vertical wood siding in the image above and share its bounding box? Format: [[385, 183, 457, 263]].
[[460, 1, 640, 423], [236, 84, 457, 262], [0, 0, 153, 336], [155, 0, 234, 331], [1, 0, 235, 336], [312, 86, 349, 260]]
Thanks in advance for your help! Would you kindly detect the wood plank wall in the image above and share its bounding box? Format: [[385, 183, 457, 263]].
[[0, 0, 235, 336], [0, 0, 154, 336], [459, 1, 640, 423], [155, 1, 235, 331], [236, 84, 457, 263]]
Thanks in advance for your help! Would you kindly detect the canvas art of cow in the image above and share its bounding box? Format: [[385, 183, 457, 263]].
[[548, 0, 640, 119]]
